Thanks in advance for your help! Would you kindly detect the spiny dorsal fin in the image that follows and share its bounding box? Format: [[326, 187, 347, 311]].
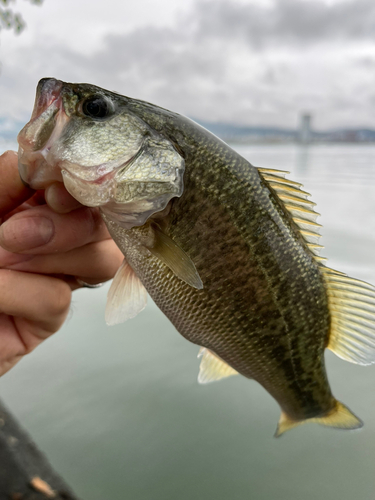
[[321, 268, 375, 365], [146, 225, 203, 290], [275, 400, 363, 437], [257, 167, 290, 178], [105, 259, 147, 325], [197, 348, 238, 383], [257, 167, 323, 257]]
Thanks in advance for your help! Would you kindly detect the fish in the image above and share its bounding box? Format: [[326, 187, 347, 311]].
[[17, 78, 375, 436]]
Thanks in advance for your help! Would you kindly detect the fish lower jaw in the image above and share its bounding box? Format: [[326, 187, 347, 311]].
[[61, 168, 115, 208], [18, 147, 63, 189]]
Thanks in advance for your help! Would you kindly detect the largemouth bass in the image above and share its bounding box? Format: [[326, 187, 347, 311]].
[[17, 78, 375, 436]]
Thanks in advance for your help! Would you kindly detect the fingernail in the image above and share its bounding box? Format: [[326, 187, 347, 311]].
[[0, 216, 54, 252]]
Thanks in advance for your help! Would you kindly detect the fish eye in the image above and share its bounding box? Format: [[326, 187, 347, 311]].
[[81, 96, 113, 119]]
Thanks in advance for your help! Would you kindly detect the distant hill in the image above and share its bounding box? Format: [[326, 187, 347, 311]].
[[195, 121, 296, 142], [195, 119, 375, 144]]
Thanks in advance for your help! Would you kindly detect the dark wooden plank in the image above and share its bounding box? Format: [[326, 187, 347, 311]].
[[0, 399, 79, 500]]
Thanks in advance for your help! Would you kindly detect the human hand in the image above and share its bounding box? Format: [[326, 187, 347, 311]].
[[0, 151, 123, 376]]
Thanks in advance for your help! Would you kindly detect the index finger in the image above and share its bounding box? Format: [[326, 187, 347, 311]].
[[0, 151, 34, 216]]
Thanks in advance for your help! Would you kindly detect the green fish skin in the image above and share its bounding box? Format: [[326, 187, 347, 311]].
[[102, 109, 331, 420], [18, 79, 375, 435]]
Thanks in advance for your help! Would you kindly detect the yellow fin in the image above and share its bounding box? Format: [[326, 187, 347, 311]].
[[197, 348, 238, 384], [257, 167, 290, 178], [278, 193, 316, 208], [322, 268, 375, 365], [275, 400, 363, 437], [314, 256, 328, 264], [259, 172, 303, 189], [293, 217, 322, 230], [257, 167, 324, 260], [146, 225, 203, 289], [306, 243, 324, 256], [267, 182, 311, 199]]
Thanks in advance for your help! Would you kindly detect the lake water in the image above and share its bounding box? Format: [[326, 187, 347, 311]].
[[1, 143, 375, 500]]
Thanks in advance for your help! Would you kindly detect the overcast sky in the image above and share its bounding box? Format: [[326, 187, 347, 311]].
[[0, 0, 374, 130]]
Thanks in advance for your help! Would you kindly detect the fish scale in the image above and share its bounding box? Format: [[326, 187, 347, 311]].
[[18, 78, 375, 435], [102, 111, 332, 420]]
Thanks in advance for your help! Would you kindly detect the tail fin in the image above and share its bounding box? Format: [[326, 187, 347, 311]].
[[275, 400, 363, 437]]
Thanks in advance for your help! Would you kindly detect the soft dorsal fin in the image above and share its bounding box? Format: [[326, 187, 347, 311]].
[[257, 167, 323, 257], [105, 259, 147, 325], [275, 399, 363, 437], [197, 347, 238, 383], [321, 268, 375, 365], [146, 225, 203, 290]]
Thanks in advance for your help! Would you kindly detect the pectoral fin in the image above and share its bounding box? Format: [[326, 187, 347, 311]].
[[105, 259, 147, 325], [197, 347, 238, 383], [146, 225, 203, 290], [275, 400, 363, 437]]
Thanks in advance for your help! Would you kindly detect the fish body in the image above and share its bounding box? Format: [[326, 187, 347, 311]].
[[18, 78, 375, 435], [101, 117, 331, 422]]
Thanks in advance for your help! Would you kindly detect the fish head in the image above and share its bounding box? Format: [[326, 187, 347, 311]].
[[18, 78, 185, 228]]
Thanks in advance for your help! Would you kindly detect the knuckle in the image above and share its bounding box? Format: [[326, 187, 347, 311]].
[[0, 150, 17, 162], [91, 240, 123, 280], [48, 280, 72, 318], [88, 207, 105, 233], [68, 207, 104, 244]]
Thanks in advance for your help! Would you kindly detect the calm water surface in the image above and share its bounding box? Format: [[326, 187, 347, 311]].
[[1, 143, 375, 500]]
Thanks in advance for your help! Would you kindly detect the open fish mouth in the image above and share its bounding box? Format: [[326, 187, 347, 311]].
[[18, 78, 68, 189]]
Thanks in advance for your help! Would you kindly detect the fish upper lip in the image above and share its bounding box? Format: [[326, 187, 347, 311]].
[[18, 78, 64, 153], [17, 80, 68, 189], [17, 95, 62, 153], [17, 101, 67, 189], [32, 78, 63, 120]]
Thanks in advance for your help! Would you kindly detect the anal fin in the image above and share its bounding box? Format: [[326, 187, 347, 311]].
[[105, 259, 147, 325], [275, 400, 363, 437], [197, 347, 238, 383]]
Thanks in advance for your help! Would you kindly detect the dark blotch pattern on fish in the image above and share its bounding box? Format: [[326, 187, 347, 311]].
[[110, 102, 333, 421]]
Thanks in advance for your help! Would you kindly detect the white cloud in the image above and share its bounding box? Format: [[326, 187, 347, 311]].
[[1, 0, 375, 130]]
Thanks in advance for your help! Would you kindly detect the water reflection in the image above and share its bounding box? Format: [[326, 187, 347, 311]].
[[295, 144, 311, 174], [0, 144, 375, 500]]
